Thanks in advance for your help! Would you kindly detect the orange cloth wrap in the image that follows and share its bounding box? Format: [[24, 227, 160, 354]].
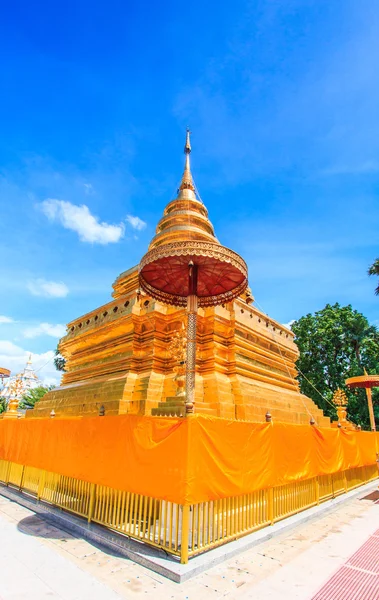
[[0, 414, 377, 505]]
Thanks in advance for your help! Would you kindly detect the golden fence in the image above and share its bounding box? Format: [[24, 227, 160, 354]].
[[0, 458, 377, 564]]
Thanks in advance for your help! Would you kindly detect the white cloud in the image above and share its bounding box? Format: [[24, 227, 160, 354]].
[[27, 279, 69, 298], [0, 341, 60, 386], [40, 199, 124, 244], [0, 341, 23, 356], [283, 320, 295, 330], [0, 316, 14, 324], [126, 215, 146, 231], [23, 322, 66, 339], [83, 183, 94, 195]]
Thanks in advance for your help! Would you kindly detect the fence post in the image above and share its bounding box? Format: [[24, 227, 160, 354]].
[[180, 505, 190, 564], [19, 465, 25, 492], [315, 478, 320, 505], [88, 483, 96, 523], [37, 470, 46, 500], [268, 488, 274, 525], [5, 461, 11, 486]]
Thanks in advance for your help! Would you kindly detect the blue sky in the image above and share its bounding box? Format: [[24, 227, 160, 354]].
[[0, 0, 378, 383]]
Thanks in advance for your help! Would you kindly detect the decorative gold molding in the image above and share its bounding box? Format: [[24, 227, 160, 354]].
[[140, 241, 247, 275]]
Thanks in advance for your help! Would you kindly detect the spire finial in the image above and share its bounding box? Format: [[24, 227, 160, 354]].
[[179, 128, 195, 193], [184, 128, 191, 155]]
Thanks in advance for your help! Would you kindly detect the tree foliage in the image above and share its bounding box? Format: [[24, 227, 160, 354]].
[[292, 303, 379, 430], [54, 346, 66, 372], [368, 258, 379, 296], [19, 385, 55, 410], [0, 397, 7, 414]]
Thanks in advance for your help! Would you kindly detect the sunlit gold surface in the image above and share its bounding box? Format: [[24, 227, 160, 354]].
[[29, 275, 329, 425]]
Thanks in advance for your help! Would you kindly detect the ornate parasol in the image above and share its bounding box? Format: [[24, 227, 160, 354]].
[[139, 131, 248, 413], [346, 371, 379, 431], [0, 367, 10, 381]]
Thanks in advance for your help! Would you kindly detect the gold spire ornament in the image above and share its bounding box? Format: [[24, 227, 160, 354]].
[[332, 389, 356, 430], [179, 128, 194, 192], [146, 130, 218, 252], [333, 389, 348, 407]]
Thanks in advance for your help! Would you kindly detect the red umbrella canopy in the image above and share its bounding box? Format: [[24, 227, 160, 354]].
[[139, 241, 248, 307], [346, 375, 379, 389]]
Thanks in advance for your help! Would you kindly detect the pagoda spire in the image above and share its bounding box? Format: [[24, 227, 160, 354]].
[[147, 130, 218, 250], [178, 128, 195, 193]]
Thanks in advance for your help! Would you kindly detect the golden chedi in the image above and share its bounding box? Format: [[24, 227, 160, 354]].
[[30, 133, 330, 426]]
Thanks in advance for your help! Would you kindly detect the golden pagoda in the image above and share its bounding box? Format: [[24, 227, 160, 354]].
[[30, 133, 329, 427], [3, 132, 377, 568]]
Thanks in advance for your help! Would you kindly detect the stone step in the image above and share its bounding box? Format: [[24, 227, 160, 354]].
[[151, 405, 185, 417]]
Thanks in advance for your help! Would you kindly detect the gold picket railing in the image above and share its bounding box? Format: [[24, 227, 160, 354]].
[[0, 459, 377, 563]]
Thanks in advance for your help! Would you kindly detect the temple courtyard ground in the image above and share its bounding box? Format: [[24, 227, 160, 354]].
[[0, 484, 378, 599]]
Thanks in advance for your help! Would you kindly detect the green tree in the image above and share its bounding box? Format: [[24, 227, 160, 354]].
[[291, 303, 379, 430], [19, 385, 55, 410], [0, 397, 7, 414], [368, 258, 379, 295], [54, 346, 66, 372]]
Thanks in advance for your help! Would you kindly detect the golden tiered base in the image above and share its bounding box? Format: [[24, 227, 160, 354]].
[[29, 268, 329, 427]]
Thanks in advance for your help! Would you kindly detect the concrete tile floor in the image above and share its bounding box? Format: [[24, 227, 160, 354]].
[[0, 488, 378, 599]]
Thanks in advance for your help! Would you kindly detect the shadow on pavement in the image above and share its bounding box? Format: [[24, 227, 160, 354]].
[[17, 514, 129, 559]]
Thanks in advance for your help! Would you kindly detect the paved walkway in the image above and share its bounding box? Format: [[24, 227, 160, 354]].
[[0, 486, 378, 599], [311, 526, 379, 600]]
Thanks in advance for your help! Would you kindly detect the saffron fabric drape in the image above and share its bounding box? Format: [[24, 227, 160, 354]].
[[0, 414, 377, 505]]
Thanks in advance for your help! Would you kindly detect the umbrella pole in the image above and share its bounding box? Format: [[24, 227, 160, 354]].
[[365, 387, 376, 432], [185, 262, 198, 414]]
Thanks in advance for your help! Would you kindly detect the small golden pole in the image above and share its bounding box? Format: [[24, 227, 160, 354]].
[[88, 483, 96, 523], [185, 262, 198, 414], [365, 387, 376, 432], [180, 505, 190, 564], [363, 369, 376, 432]]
